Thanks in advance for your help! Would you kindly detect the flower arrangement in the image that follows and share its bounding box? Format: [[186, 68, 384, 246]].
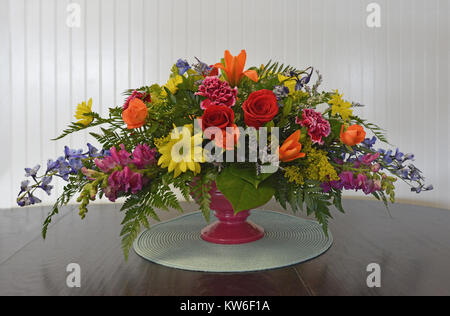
[[16, 50, 432, 258]]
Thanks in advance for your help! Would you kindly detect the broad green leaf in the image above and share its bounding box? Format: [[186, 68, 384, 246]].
[[216, 168, 275, 213], [228, 165, 274, 189]]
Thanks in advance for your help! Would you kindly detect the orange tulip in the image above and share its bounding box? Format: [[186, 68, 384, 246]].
[[279, 130, 306, 162], [340, 124, 366, 146], [123, 98, 148, 129], [215, 50, 259, 87]]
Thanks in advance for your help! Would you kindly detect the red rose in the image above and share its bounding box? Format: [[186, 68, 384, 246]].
[[242, 90, 279, 128], [201, 105, 235, 131]]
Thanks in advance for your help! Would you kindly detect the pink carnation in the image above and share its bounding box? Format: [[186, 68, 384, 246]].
[[296, 109, 331, 145], [123, 90, 151, 110], [195, 76, 238, 110]]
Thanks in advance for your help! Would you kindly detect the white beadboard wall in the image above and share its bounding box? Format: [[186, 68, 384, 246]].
[[0, 0, 449, 209]]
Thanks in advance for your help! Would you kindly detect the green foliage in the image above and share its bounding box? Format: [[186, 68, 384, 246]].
[[216, 165, 275, 213], [351, 116, 389, 144], [190, 170, 215, 222], [120, 182, 183, 260], [42, 177, 88, 239], [274, 178, 339, 236], [258, 60, 299, 79]]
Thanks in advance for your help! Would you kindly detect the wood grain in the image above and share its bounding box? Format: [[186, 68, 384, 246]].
[[0, 200, 449, 296]]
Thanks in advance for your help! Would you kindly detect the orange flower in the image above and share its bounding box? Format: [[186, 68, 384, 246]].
[[122, 98, 148, 129], [215, 50, 258, 87], [340, 124, 366, 146], [279, 130, 306, 162]]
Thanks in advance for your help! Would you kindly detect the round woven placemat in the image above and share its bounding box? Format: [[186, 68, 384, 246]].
[[133, 210, 333, 273]]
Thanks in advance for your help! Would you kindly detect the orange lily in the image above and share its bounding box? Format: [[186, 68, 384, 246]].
[[215, 50, 258, 87], [279, 130, 306, 162]]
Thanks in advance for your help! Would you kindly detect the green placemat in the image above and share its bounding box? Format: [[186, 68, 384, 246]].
[[133, 210, 333, 273]]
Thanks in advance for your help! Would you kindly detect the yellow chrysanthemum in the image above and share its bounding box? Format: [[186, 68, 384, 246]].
[[328, 90, 353, 122], [161, 75, 183, 97], [157, 124, 204, 178], [74, 98, 93, 126], [278, 74, 297, 95]]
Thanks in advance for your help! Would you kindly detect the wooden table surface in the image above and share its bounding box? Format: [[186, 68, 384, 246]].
[[1, 199, 449, 296]]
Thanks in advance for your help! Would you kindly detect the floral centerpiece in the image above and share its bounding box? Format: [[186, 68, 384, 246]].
[[16, 50, 432, 258]]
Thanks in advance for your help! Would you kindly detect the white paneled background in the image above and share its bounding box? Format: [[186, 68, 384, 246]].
[[0, 0, 449, 209]]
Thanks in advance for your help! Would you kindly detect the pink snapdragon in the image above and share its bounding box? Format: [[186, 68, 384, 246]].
[[321, 171, 382, 195], [296, 109, 331, 145], [92, 143, 157, 202], [132, 144, 157, 169], [195, 76, 238, 110], [360, 152, 380, 165]]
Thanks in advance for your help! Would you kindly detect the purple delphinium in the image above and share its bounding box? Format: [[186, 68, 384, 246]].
[[193, 57, 213, 77], [362, 136, 377, 149], [17, 144, 109, 207], [25, 165, 40, 178], [273, 85, 290, 101], [176, 59, 191, 75]]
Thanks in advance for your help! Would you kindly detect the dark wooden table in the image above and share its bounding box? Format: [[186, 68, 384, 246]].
[[1, 199, 449, 296]]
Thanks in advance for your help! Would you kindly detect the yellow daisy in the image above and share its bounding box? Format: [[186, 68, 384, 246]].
[[161, 75, 183, 97], [157, 124, 204, 178], [74, 98, 94, 126]]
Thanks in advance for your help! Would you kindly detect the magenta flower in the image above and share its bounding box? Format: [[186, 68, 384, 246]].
[[371, 163, 381, 173], [195, 76, 238, 110], [339, 171, 355, 190], [106, 167, 144, 202], [296, 109, 330, 145], [360, 152, 380, 165], [110, 144, 132, 167], [355, 173, 368, 190], [132, 144, 157, 169], [95, 156, 118, 173]]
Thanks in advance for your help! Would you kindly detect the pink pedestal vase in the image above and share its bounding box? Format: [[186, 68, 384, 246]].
[[194, 182, 264, 245]]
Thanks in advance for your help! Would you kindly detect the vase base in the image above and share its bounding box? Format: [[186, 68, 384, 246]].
[[201, 220, 264, 245]]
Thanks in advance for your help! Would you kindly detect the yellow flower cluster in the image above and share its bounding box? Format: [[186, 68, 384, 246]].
[[328, 90, 353, 122], [283, 141, 339, 185], [284, 166, 305, 185], [303, 144, 339, 183]]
